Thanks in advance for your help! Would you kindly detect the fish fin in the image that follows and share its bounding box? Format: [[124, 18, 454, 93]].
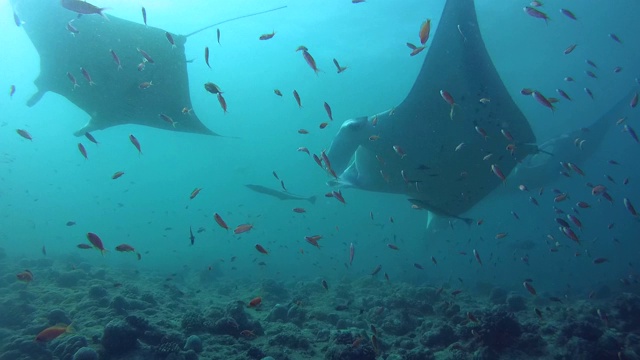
[[26, 89, 46, 107], [307, 195, 317, 205]]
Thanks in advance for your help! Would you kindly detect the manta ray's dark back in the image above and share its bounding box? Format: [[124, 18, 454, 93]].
[[12, 0, 218, 136]]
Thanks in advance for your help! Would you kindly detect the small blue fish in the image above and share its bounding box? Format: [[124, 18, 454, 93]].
[[624, 125, 639, 143], [13, 12, 21, 27]]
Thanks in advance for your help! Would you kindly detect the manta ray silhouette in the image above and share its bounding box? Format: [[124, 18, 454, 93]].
[[326, 0, 538, 220], [10, 0, 284, 136]]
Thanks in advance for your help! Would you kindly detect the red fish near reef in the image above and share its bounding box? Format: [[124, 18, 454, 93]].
[[115, 244, 135, 252], [214, 213, 229, 230], [301, 50, 319, 74], [61, 0, 107, 19], [86, 232, 107, 254], [35, 324, 72, 342], [255, 244, 268, 254], [77, 143, 87, 159], [129, 134, 142, 154], [523, 281, 537, 295], [248, 297, 262, 307], [16, 270, 33, 283]]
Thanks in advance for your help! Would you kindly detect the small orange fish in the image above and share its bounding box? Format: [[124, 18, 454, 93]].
[[240, 330, 256, 337], [129, 134, 142, 154], [87, 232, 107, 255], [159, 113, 177, 128], [16, 270, 33, 283], [16, 129, 32, 140], [259, 31, 275, 40], [234, 224, 253, 234], [305, 236, 321, 248], [440, 90, 457, 119], [302, 50, 319, 74], [419, 19, 431, 45], [204, 47, 211, 68], [35, 324, 72, 342], [523, 281, 537, 296], [77, 143, 87, 159], [332, 58, 347, 73], [248, 296, 262, 307], [139, 81, 153, 89], [255, 244, 268, 254], [190, 187, 202, 200], [115, 244, 135, 252], [293, 90, 302, 107], [324, 102, 333, 120], [217, 93, 227, 113], [393, 145, 406, 158]]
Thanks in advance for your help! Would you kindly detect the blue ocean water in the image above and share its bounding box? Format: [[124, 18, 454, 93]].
[[1, 0, 640, 359]]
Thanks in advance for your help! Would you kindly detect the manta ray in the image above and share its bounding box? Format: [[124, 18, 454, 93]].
[[10, 0, 283, 136], [326, 0, 538, 220]]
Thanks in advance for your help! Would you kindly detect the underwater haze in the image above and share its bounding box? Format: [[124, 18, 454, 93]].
[[1, 0, 640, 359]]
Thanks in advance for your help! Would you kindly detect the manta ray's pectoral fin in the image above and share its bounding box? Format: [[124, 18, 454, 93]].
[[73, 117, 105, 137], [408, 198, 474, 227], [26, 89, 46, 107]]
